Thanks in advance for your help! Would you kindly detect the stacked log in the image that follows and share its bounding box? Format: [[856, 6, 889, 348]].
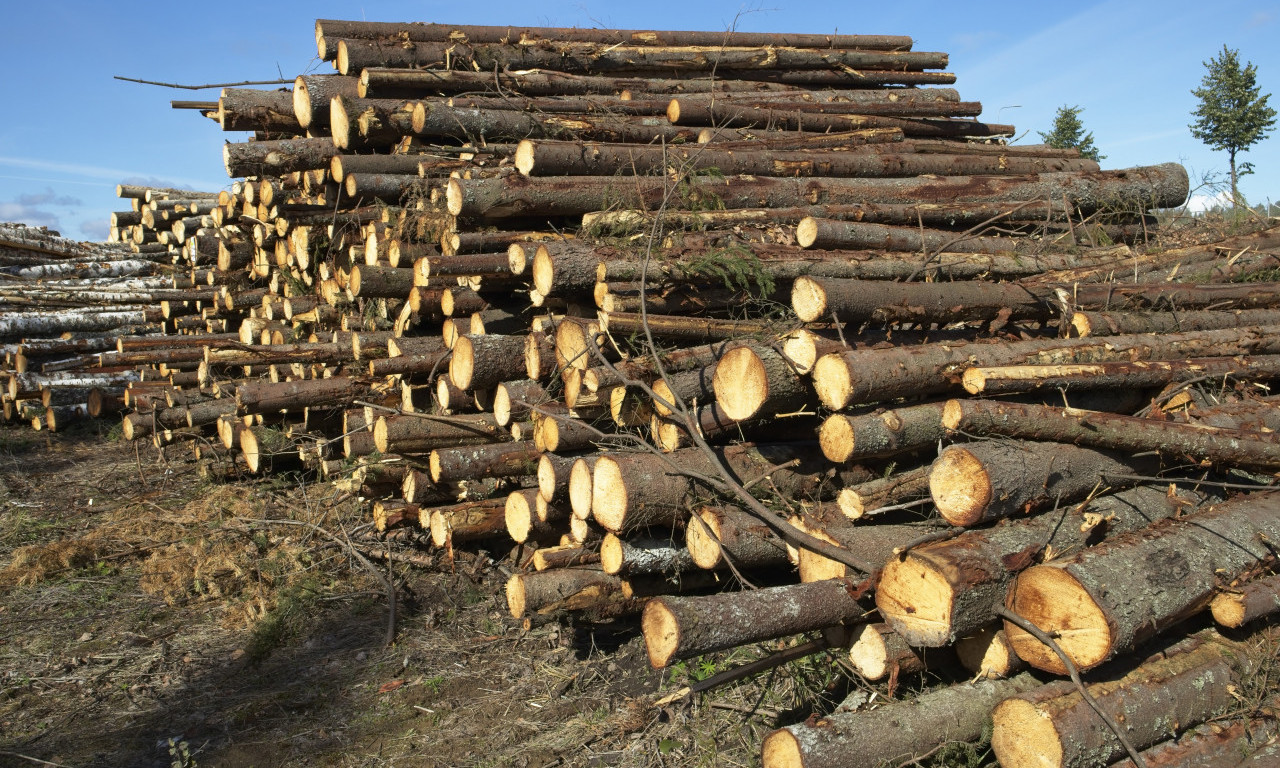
[[5, 17, 1280, 768]]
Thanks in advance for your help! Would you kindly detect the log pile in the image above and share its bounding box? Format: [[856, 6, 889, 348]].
[[5, 17, 1280, 766]]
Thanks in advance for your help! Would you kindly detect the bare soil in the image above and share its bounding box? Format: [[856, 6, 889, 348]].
[[0, 427, 851, 768]]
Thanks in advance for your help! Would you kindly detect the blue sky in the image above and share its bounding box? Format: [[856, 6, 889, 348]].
[[1, 2, 1276, 240]]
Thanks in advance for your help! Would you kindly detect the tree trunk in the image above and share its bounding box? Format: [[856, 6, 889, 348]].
[[847, 622, 938, 681], [962, 354, 1280, 395], [292, 74, 360, 129], [876, 485, 1208, 647], [448, 334, 528, 391], [1004, 491, 1280, 674], [836, 466, 932, 519], [942, 398, 1280, 470], [373, 412, 504, 453], [793, 275, 1057, 326], [685, 504, 790, 571], [449, 164, 1190, 219], [235, 376, 369, 414], [222, 137, 339, 178], [813, 324, 1280, 410], [218, 88, 299, 133], [991, 633, 1250, 768], [761, 672, 1041, 768], [711, 342, 810, 422], [1211, 573, 1280, 628], [428, 498, 508, 546], [642, 577, 872, 667], [1070, 308, 1280, 337], [818, 402, 947, 463], [429, 441, 540, 482], [505, 566, 622, 618], [929, 439, 1152, 527], [598, 533, 697, 577]]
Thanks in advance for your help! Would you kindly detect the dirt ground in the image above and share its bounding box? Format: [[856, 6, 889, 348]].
[[0, 426, 861, 768]]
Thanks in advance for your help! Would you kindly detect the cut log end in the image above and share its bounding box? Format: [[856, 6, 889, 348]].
[[960, 369, 987, 395], [1004, 565, 1112, 675], [940, 398, 965, 429], [292, 76, 313, 129], [930, 446, 992, 527], [600, 533, 624, 575], [847, 624, 893, 680], [640, 598, 681, 668], [568, 457, 596, 520], [591, 456, 627, 532], [760, 730, 803, 768], [990, 698, 1064, 768], [1069, 312, 1092, 338], [795, 217, 819, 249], [449, 334, 476, 391], [505, 574, 528, 618], [790, 276, 828, 323], [685, 513, 722, 571], [1209, 592, 1248, 629], [330, 98, 352, 149], [505, 491, 535, 543], [446, 178, 464, 216], [819, 414, 855, 463], [712, 345, 769, 422], [514, 139, 535, 176], [812, 353, 853, 411], [531, 245, 555, 296], [537, 454, 558, 502], [875, 556, 954, 647], [955, 627, 1025, 680]]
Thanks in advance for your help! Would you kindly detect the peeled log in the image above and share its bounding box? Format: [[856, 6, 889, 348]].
[[813, 324, 1280, 410], [761, 672, 1041, 768], [930, 440, 1149, 527], [642, 577, 871, 668], [941, 398, 1280, 470], [876, 485, 1206, 647], [1005, 491, 1280, 674], [991, 633, 1249, 768]]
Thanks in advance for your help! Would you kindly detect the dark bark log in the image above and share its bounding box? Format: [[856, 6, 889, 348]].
[[991, 633, 1250, 768], [818, 402, 946, 463], [671, 101, 1011, 138], [235, 376, 369, 414], [448, 164, 1189, 219], [813, 324, 1280, 411], [1005, 491, 1280, 674], [761, 673, 1041, 768], [218, 88, 299, 133], [1211, 573, 1280, 628], [429, 440, 540, 482], [942, 398, 1280, 470], [835, 466, 932, 519], [685, 504, 790, 570], [796, 512, 940, 582], [877, 485, 1207, 647], [601, 312, 779, 344], [373, 412, 504, 453], [414, 102, 700, 145], [533, 545, 600, 571], [428, 498, 509, 546], [505, 566, 622, 618], [793, 275, 1057, 326], [349, 263, 416, 298], [930, 439, 1152, 527], [222, 137, 340, 178], [642, 576, 871, 667]]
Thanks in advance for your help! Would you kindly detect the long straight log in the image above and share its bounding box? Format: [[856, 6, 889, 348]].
[[222, 137, 340, 178], [448, 164, 1190, 219], [813, 324, 1280, 410], [836, 466, 932, 519], [942, 398, 1280, 470], [1070, 308, 1280, 337], [218, 88, 298, 133], [414, 103, 701, 145], [1004, 491, 1280, 674], [374, 413, 504, 453], [991, 632, 1250, 768], [642, 577, 871, 667], [793, 276, 1053, 325], [429, 441, 540, 483], [962, 355, 1280, 395], [293, 74, 360, 129], [235, 376, 369, 414], [876, 485, 1208, 647], [761, 672, 1041, 768], [670, 102, 1012, 138]]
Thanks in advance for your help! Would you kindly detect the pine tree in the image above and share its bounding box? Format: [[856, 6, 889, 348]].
[[1189, 46, 1277, 207], [1038, 105, 1104, 162]]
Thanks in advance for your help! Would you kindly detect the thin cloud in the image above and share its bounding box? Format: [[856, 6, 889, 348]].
[[78, 218, 108, 240], [1248, 10, 1273, 27], [18, 187, 82, 207], [0, 156, 219, 192], [0, 201, 63, 231]]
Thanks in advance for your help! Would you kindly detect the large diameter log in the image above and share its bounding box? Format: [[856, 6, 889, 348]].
[[235, 376, 369, 414], [218, 88, 298, 133], [793, 275, 1054, 325], [930, 440, 1148, 527], [429, 498, 508, 546], [818, 402, 946, 463], [374, 413, 504, 454], [429, 441, 539, 483], [1071, 308, 1280, 337], [962, 355, 1280, 395], [316, 20, 912, 56], [293, 74, 360, 129], [876, 485, 1206, 647], [710, 342, 810, 422], [448, 164, 1190, 219], [941, 398, 1280, 470], [1004, 491, 1280, 674], [1211, 573, 1280, 628], [813, 324, 1280, 410], [449, 334, 531, 392], [414, 103, 698, 145], [642, 577, 870, 668], [761, 672, 1041, 768], [991, 633, 1248, 768]]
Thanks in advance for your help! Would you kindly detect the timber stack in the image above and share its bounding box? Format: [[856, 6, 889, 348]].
[[3, 17, 1280, 766]]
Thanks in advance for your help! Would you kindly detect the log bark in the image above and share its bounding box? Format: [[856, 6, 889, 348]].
[[1070, 308, 1280, 337], [710, 342, 810, 422], [293, 74, 360, 129], [429, 441, 540, 482], [942, 398, 1280, 470], [836, 466, 932, 519], [235, 376, 369, 414], [876, 485, 1207, 647], [222, 137, 339, 178], [930, 439, 1151, 527], [685, 505, 790, 570], [813, 324, 1280, 411], [448, 164, 1190, 219], [761, 672, 1041, 768], [428, 498, 508, 546], [991, 633, 1250, 768], [1004, 491, 1280, 674], [669, 101, 1010, 138], [962, 355, 1280, 395], [793, 275, 1055, 325], [373, 412, 505, 453], [448, 334, 528, 391], [818, 402, 946, 463], [505, 566, 622, 618], [1211, 573, 1280, 628], [642, 576, 871, 667], [599, 533, 697, 577], [218, 88, 299, 133]]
